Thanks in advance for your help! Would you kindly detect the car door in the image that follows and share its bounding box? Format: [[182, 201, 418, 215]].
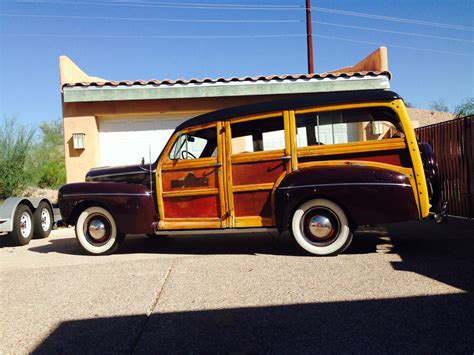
[[156, 122, 229, 230], [224, 112, 293, 228]]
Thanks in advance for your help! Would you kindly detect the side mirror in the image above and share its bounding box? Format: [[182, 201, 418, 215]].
[[187, 136, 195, 142]]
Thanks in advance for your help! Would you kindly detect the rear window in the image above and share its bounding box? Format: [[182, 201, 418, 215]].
[[295, 107, 403, 148]]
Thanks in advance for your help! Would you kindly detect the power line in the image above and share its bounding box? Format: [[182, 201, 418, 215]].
[[0, 13, 302, 23], [2, 12, 471, 43], [313, 34, 473, 57], [0, 33, 306, 39], [312, 20, 474, 43], [16, 0, 303, 11], [313, 6, 474, 32], [2, 31, 472, 57], [16, 0, 474, 32]]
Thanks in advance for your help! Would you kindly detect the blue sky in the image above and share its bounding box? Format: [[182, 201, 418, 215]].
[[1, 0, 473, 126]]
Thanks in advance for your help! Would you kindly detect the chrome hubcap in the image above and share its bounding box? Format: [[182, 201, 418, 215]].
[[41, 208, 51, 231], [88, 219, 107, 240], [20, 212, 32, 238], [308, 215, 332, 239], [301, 207, 340, 247]]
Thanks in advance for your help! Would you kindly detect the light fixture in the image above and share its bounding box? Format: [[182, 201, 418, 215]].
[[372, 121, 384, 135], [72, 133, 86, 149]]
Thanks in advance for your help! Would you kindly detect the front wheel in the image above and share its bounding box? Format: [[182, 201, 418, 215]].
[[291, 199, 353, 256], [75, 206, 124, 255]]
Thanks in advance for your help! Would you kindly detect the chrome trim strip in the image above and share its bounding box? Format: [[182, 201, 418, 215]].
[[88, 170, 153, 179], [278, 182, 411, 190], [61, 192, 151, 197]]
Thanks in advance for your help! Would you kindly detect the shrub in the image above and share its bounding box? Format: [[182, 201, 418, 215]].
[[0, 116, 35, 198], [26, 119, 66, 190]]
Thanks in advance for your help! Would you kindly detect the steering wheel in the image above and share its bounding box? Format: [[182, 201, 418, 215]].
[[181, 150, 196, 159]]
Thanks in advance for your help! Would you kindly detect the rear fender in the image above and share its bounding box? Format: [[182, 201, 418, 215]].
[[274, 165, 419, 232]]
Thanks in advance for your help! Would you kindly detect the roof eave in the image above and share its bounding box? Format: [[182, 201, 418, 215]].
[[63, 74, 390, 103]]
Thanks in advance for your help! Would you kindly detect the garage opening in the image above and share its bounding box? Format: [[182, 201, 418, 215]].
[[98, 114, 198, 166]]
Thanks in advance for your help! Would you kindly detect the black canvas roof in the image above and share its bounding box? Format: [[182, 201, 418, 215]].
[[175, 90, 401, 131]]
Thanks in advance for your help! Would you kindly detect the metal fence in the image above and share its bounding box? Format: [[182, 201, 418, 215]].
[[416, 116, 473, 218]]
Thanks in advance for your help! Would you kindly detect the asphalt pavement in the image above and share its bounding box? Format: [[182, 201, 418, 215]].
[[1, 218, 473, 354]]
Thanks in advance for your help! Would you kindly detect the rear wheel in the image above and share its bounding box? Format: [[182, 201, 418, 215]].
[[291, 199, 353, 256], [33, 201, 53, 239], [8, 204, 34, 246], [75, 206, 124, 255]]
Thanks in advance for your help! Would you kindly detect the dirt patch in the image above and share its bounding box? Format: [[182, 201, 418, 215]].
[[23, 187, 58, 205]]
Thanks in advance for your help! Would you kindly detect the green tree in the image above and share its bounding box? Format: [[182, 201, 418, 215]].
[[453, 98, 474, 118], [0, 116, 36, 198], [27, 119, 66, 189], [429, 98, 450, 113]]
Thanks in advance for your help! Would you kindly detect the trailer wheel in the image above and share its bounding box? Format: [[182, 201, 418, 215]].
[[33, 201, 53, 239], [8, 204, 34, 246]]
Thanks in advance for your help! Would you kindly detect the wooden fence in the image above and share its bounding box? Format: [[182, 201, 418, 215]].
[[416, 116, 473, 218]]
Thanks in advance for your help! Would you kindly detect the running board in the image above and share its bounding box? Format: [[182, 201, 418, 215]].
[[155, 228, 278, 236]]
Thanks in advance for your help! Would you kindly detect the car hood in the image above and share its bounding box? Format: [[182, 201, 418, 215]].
[[86, 164, 154, 186]]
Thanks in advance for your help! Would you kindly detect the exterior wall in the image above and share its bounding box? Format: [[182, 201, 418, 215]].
[[62, 94, 301, 182], [63, 115, 100, 182], [406, 107, 454, 128]]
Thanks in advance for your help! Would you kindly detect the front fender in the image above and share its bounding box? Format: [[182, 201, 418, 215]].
[[58, 182, 156, 234], [275, 165, 419, 232]]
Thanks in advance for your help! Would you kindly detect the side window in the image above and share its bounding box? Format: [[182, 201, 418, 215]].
[[295, 107, 403, 148], [169, 126, 217, 160], [231, 116, 285, 154]]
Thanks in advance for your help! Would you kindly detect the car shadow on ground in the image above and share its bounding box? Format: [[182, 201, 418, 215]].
[[386, 219, 474, 292], [26, 228, 386, 257], [34, 293, 474, 354], [26, 219, 474, 294]]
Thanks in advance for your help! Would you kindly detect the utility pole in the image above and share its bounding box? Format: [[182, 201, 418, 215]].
[[306, 0, 314, 74]]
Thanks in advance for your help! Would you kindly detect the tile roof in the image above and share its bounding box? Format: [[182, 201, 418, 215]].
[[62, 70, 391, 90]]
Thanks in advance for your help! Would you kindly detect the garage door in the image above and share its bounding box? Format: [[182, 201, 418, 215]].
[[98, 114, 197, 167]]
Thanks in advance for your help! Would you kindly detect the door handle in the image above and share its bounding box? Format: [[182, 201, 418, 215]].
[[281, 156, 292, 161], [211, 163, 223, 167]]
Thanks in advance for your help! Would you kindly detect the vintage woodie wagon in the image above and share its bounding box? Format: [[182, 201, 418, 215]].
[[58, 89, 444, 256]]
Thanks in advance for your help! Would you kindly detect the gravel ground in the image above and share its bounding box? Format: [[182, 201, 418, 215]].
[[1, 219, 473, 353]]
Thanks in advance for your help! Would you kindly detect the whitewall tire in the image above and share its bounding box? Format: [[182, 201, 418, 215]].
[[75, 206, 124, 255], [291, 199, 353, 256]]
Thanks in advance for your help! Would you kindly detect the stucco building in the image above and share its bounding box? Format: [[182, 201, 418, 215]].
[[60, 47, 445, 183]]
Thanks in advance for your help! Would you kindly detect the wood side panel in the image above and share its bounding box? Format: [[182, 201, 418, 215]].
[[160, 220, 222, 230], [234, 216, 274, 227], [232, 160, 285, 185], [163, 195, 220, 218], [162, 167, 218, 192], [298, 151, 404, 167], [234, 191, 272, 218]]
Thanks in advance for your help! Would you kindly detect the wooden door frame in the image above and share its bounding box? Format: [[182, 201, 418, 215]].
[[223, 111, 295, 228], [155, 121, 228, 230]]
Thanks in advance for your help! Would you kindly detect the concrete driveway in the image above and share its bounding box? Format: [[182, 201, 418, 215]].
[[1, 219, 473, 353]]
